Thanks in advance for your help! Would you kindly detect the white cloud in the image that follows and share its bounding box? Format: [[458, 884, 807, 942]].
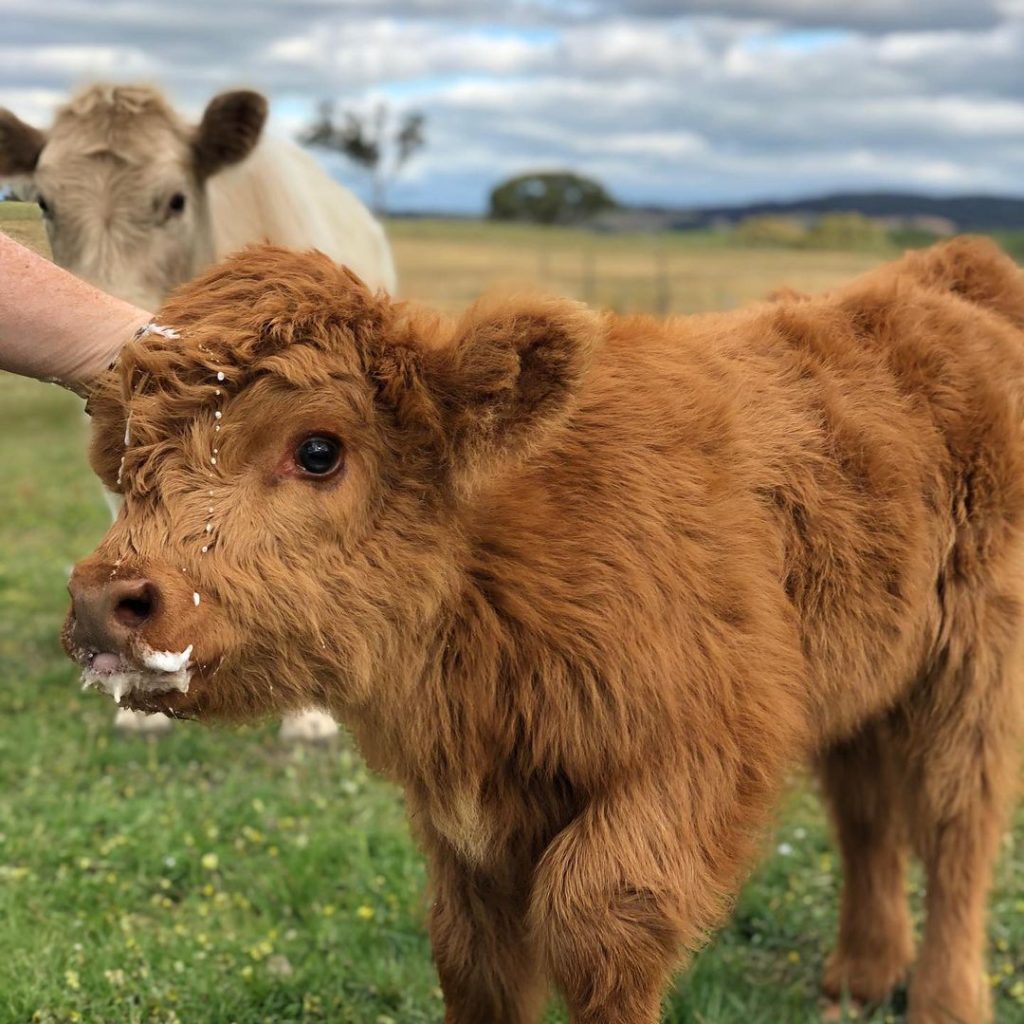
[[582, 1, 1007, 32], [1, 1, 1023, 212]]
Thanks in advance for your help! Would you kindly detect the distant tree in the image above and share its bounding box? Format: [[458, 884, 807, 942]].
[[489, 171, 616, 225], [888, 226, 942, 250], [805, 212, 888, 250], [300, 100, 425, 215], [733, 215, 809, 248], [734, 211, 890, 251]]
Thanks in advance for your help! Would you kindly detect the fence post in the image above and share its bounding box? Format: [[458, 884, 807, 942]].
[[654, 243, 671, 315], [581, 247, 595, 304]]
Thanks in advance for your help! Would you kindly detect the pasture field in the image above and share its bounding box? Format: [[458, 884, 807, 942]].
[[0, 206, 1021, 1023], [384, 217, 896, 314], [2, 201, 896, 314]]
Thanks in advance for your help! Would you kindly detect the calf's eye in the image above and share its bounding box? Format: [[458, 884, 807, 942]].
[[294, 436, 342, 477], [168, 192, 187, 214], [37, 196, 50, 216]]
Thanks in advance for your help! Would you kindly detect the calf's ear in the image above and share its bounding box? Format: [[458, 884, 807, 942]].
[[418, 295, 599, 483], [193, 90, 267, 180], [0, 109, 46, 176]]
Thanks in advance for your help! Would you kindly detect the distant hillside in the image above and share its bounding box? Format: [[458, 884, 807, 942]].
[[679, 192, 1024, 232]]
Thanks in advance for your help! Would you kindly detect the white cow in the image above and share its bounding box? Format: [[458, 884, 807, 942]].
[[0, 83, 396, 308], [0, 83, 397, 740]]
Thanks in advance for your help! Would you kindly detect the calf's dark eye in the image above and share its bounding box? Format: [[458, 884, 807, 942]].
[[295, 436, 342, 476], [168, 192, 187, 214]]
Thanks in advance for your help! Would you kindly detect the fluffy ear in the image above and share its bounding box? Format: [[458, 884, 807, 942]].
[[192, 90, 267, 180], [0, 109, 46, 177], [414, 296, 599, 483]]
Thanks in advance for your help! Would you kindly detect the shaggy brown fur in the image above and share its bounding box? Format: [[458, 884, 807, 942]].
[[67, 238, 1024, 1023]]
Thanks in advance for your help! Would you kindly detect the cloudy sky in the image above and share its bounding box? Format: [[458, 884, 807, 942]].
[[2, 0, 1024, 213]]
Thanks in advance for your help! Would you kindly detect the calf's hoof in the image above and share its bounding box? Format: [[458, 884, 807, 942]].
[[822, 944, 913, 1010], [907, 972, 991, 1024], [278, 709, 339, 745], [821, 997, 865, 1022], [113, 708, 174, 736]]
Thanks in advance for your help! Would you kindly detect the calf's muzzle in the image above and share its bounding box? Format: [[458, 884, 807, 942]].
[[67, 573, 161, 656]]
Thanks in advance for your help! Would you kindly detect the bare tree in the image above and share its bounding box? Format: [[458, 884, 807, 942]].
[[300, 100, 425, 215]]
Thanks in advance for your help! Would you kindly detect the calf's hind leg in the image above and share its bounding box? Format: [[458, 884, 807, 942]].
[[906, 626, 1023, 1024], [819, 717, 914, 1008]]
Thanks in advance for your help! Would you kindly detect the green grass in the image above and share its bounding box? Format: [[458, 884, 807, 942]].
[[0, 200, 42, 220], [1, 222, 1022, 1022], [384, 217, 741, 251]]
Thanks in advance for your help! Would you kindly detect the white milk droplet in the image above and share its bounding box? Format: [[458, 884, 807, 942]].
[[211, 457, 217, 465], [205, 523, 213, 533], [142, 644, 193, 673], [214, 411, 222, 420], [216, 371, 225, 382], [201, 545, 208, 554], [138, 323, 180, 341], [193, 592, 201, 606]]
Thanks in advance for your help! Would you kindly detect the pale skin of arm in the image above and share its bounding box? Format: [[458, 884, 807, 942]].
[[0, 231, 151, 396]]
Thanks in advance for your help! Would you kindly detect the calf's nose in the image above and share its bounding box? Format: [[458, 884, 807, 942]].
[[68, 575, 161, 652]]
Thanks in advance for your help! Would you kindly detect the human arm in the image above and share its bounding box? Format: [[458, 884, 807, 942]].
[[0, 230, 150, 395]]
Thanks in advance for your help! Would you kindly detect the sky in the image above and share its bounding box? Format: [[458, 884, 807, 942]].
[[2, 0, 1023, 214]]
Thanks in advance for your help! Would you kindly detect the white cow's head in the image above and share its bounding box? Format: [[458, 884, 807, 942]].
[[0, 84, 267, 311]]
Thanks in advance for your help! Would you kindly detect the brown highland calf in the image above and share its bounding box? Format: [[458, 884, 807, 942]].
[[64, 238, 1024, 1023]]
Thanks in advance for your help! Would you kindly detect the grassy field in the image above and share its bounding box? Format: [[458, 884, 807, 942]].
[[3, 201, 896, 314], [0, 206, 1021, 1023], [384, 217, 899, 314]]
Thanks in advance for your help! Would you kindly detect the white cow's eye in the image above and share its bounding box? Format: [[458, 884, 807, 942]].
[[168, 192, 187, 215], [37, 196, 51, 217]]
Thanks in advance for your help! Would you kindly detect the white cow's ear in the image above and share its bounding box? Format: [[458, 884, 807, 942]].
[[192, 91, 267, 180], [0, 109, 46, 176]]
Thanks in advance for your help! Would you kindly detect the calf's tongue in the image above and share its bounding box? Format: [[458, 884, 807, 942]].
[[79, 644, 195, 707], [91, 652, 122, 674]]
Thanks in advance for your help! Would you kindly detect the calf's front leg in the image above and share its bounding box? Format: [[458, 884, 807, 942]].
[[427, 846, 546, 1024], [529, 793, 713, 1024]]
